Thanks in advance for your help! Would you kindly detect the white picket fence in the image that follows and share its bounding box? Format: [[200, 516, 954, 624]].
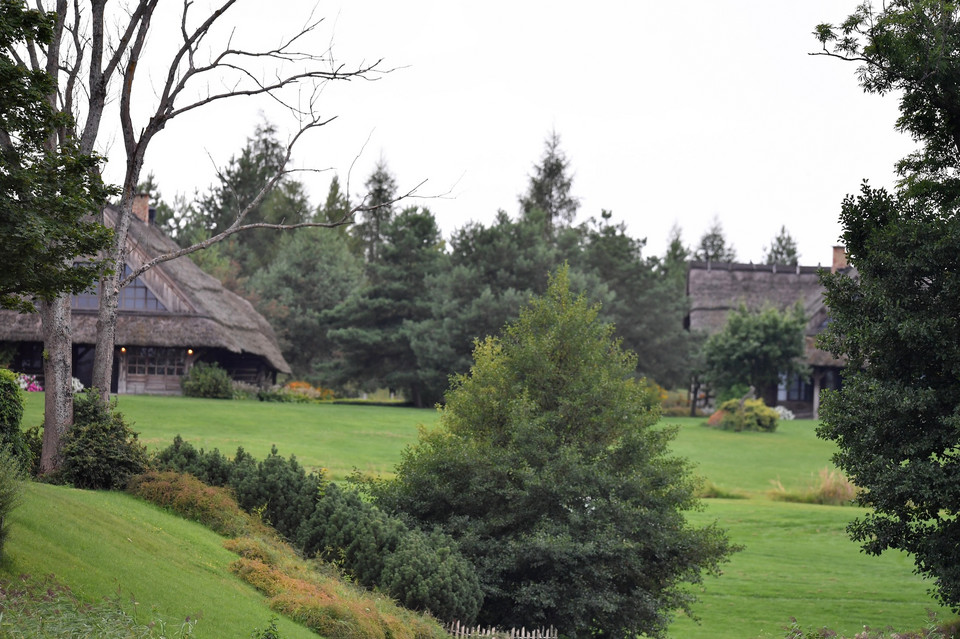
[[446, 621, 558, 639]]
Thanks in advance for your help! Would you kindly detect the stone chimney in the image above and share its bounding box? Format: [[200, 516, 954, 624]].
[[132, 193, 150, 224], [832, 245, 848, 273]]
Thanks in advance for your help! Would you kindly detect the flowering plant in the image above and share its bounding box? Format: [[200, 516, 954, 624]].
[[15, 373, 43, 392]]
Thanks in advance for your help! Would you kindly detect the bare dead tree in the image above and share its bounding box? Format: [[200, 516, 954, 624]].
[[22, 0, 411, 472]]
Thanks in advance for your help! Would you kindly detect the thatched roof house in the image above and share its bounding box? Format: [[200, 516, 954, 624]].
[[0, 197, 290, 394], [686, 248, 848, 418]]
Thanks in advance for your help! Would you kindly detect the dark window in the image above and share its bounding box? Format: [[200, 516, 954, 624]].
[[72, 264, 167, 311], [126, 347, 185, 377]]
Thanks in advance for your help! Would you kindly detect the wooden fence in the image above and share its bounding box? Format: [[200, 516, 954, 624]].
[[445, 621, 558, 639]]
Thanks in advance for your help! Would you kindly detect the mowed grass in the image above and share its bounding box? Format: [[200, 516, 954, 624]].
[[2, 482, 320, 638], [19, 393, 954, 637], [22, 393, 438, 481]]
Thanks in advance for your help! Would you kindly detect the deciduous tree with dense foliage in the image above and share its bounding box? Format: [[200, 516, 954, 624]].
[[0, 1, 113, 313], [366, 266, 736, 638], [815, 0, 960, 609], [702, 303, 808, 406]]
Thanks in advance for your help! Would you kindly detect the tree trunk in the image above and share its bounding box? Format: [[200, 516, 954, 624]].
[[91, 192, 135, 402], [39, 296, 73, 474]]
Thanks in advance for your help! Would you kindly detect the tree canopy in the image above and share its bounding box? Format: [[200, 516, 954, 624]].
[[702, 303, 808, 406], [815, 0, 960, 608], [763, 225, 799, 265], [365, 267, 736, 637], [693, 218, 736, 262], [0, 0, 113, 312]]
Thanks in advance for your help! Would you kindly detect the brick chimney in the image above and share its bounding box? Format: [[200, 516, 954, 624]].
[[832, 245, 848, 273], [132, 193, 150, 224]]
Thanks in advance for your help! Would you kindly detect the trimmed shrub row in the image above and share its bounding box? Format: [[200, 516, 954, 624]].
[[155, 437, 483, 623]]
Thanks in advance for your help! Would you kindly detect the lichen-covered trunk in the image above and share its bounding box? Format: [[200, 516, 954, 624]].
[[39, 296, 73, 474]]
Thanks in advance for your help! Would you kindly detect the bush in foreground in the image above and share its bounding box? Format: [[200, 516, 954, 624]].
[[366, 267, 738, 636], [60, 390, 148, 490]]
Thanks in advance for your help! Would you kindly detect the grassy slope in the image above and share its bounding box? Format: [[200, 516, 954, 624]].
[[18, 394, 953, 637], [2, 482, 319, 638]]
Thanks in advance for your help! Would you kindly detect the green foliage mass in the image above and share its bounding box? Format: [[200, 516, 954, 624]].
[[247, 227, 363, 379], [297, 482, 483, 623], [0, 0, 114, 312], [0, 368, 28, 462], [366, 267, 736, 637], [0, 445, 24, 555], [323, 206, 446, 406], [711, 398, 779, 432], [819, 182, 960, 609], [180, 361, 233, 399], [815, 1, 960, 610], [703, 303, 808, 406], [155, 437, 483, 623], [60, 390, 148, 490]]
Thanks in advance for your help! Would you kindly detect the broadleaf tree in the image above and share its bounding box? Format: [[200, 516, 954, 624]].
[[818, 182, 960, 607], [815, 0, 960, 608], [702, 303, 808, 407], [0, 1, 114, 313], [365, 266, 737, 637]]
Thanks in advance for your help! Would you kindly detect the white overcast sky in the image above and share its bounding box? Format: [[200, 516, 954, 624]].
[[106, 1, 918, 267]]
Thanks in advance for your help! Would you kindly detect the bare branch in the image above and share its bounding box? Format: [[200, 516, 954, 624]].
[[122, 178, 427, 288]]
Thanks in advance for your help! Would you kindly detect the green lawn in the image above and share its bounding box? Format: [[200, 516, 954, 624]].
[[22, 393, 438, 481], [2, 482, 319, 638], [17, 393, 954, 637]]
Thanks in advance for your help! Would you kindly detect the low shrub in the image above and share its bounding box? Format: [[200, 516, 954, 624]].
[[154, 437, 482, 624], [708, 398, 779, 432], [296, 483, 483, 624], [60, 390, 148, 490], [129, 471, 251, 537], [783, 612, 960, 638], [695, 480, 747, 500], [181, 361, 233, 399]]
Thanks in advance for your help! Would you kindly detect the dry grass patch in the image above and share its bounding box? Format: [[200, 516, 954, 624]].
[[770, 467, 860, 506]]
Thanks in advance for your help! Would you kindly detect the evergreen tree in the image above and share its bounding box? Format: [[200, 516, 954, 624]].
[[187, 122, 310, 277], [351, 159, 398, 262], [367, 267, 736, 637], [693, 218, 737, 262], [324, 207, 445, 406], [763, 225, 799, 265], [408, 210, 559, 401], [571, 212, 693, 388], [519, 131, 579, 231], [247, 229, 363, 379]]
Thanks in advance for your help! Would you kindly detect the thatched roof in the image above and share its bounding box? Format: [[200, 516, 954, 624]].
[[687, 260, 843, 368], [0, 206, 291, 374]]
